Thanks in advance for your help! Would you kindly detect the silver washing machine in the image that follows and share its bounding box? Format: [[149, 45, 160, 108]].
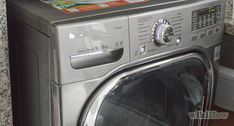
[[7, 0, 225, 126]]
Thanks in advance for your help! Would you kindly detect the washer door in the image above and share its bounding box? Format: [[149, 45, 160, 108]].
[[82, 53, 213, 126]]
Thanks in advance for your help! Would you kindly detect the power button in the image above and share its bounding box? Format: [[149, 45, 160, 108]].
[[139, 45, 147, 55], [69, 33, 76, 40]]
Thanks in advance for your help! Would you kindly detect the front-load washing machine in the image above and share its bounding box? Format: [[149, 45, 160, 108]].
[[7, 0, 225, 126]]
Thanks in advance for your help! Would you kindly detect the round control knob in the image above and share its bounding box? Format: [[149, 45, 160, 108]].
[[152, 19, 174, 46]]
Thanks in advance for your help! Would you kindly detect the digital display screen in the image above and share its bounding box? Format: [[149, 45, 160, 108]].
[[209, 7, 216, 12], [197, 7, 217, 16]]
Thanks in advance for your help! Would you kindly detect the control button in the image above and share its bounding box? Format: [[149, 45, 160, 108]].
[[192, 35, 198, 41], [203, 21, 206, 26], [216, 16, 221, 20], [139, 45, 147, 55], [198, 25, 202, 29], [77, 32, 84, 37], [207, 29, 214, 36], [69, 33, 76, 40], [203, 15, 207, 19], [208, 15, 211, 18], [192, 26, 197, 30], [207, 21, 211, 26], [199, 17, 202, 21], [69, 32, 84, 40], [215, 27, 221, 33], [199, 32, 206, 39], [176, 37, 182, 45]]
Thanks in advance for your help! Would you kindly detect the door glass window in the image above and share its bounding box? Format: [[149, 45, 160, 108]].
[[95, 58, 208, 126]]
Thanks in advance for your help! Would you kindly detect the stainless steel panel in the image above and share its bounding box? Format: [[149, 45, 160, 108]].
[[51, 83, 61, 126], [51, 0, 224, 84], [129, 0, 225, 61], [59, 79, 101, 126], [52, 16, 130, 84]]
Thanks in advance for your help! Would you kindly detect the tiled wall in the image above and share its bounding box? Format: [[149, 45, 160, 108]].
[[226, 0, 233, 18], [226, 0, 233, 12], [0, 0, 13, 126], [225, 0, 234, 35]]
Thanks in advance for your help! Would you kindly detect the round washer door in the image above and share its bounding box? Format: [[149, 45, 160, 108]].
[[82, 53, 213, 126]]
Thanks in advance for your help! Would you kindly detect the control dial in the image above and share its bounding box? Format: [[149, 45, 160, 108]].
[[152, 19, 174, 46]]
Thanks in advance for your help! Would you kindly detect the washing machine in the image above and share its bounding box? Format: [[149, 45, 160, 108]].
[[7, 0, 225, 126]]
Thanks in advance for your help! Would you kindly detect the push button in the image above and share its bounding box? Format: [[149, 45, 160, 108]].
[[199, 32, 206, 39], [139, 45, 147, 55], [207, 29, 214, 36], [176, 37, 182, 46], [215, 27, 221, 33], [192, 35, 198, 41], [69, 33, 76, 40]]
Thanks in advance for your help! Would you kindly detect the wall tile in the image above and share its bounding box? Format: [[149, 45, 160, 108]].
[[225, 0, 233, 18], [0, 0, 13, 126], [226, 0, 233, 12]]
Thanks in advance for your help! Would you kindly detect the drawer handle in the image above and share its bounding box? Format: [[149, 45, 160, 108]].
[[70, 48, 124, 69]]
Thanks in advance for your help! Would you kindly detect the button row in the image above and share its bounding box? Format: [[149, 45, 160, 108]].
[[192, 11, 221, 31], [191, 27, 221, 41], [192, 15, 220, 31]]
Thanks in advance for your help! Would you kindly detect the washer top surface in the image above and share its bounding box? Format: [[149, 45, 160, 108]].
[[7, 0, 199, 35]]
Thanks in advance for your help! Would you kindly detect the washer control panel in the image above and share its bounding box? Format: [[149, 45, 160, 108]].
[[192, 5, 221, 31], [129, 1, 224, 61], [191, 5, 222, 42]]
